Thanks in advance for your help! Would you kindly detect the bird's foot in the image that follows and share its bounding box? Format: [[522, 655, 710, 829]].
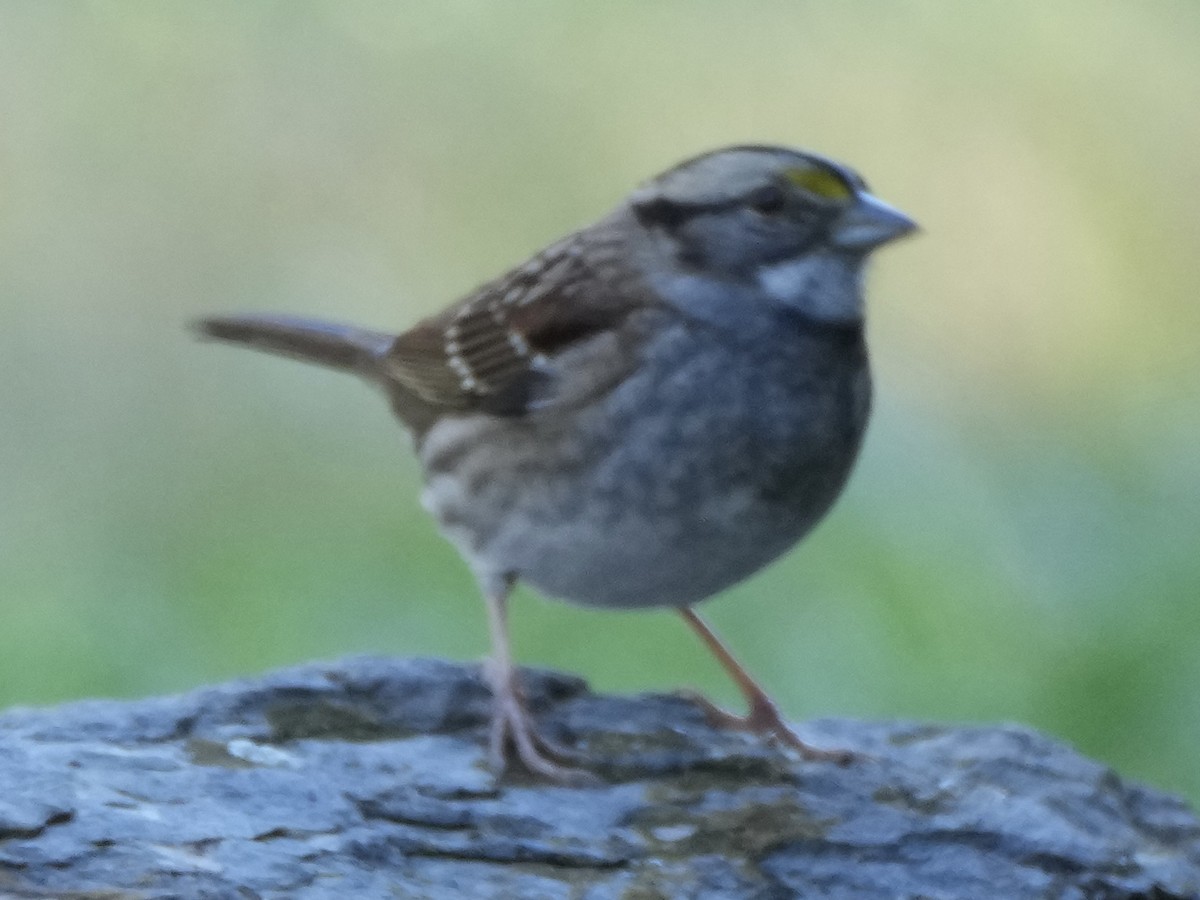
[[679, 689, 856, 765], [486, 671, 598, 785]]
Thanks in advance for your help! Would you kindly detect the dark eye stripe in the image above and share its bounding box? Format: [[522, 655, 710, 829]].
[[748, 185, 786, 214], [636, 178, 846, 230], [636, 194, 767, 228]]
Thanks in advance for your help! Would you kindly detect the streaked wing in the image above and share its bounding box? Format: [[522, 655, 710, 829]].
[[382, 233, 642, 419]]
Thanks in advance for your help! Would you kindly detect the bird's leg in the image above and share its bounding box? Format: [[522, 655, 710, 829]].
[[481, 578, 589, 781], [677, 607, 854, 764]]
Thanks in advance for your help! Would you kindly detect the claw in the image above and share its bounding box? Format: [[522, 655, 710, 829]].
[[487, 674, 597, 784], [679, 688, 855, 764]]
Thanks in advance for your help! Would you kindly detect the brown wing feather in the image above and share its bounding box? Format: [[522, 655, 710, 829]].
[[381, 231, 644, 424]]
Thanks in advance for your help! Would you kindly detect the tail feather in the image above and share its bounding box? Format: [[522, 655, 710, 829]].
[[194, 314, 394, 377]]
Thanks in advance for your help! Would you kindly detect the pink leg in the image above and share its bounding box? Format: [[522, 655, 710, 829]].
[[678, 607, 853, 764], [482, 581, 591, 782]]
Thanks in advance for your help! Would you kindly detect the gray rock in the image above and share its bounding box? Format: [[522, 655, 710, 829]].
[[0, 656, 1196, 899]]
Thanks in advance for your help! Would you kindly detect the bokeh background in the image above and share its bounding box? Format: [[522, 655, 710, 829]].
[[2, 3, 1197, 803]]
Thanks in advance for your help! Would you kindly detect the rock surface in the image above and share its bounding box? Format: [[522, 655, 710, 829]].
[[0, 656, 1197, 899]]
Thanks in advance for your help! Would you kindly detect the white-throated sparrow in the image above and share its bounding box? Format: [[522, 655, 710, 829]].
[[198, 145, 917, 781]]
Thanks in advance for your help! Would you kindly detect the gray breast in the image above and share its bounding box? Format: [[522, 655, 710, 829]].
[[419, 316, 870, 609]]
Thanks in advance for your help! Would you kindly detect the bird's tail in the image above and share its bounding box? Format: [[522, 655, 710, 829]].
[[194, 314, 394, 377]]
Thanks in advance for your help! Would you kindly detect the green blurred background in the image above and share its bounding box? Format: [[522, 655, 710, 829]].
[[1, 2, 1197, 802]]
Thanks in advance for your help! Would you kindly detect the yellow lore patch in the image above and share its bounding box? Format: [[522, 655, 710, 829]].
[[784, 167, 852, 201]]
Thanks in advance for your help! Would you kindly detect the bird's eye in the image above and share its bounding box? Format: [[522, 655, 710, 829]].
[[748, 185, 786, 215]]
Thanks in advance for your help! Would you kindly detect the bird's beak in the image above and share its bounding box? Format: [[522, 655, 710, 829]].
[[830, 192, 918, 251]]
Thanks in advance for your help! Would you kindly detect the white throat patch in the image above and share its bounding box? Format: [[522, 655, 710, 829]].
[[757, 253, 864, 322]]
